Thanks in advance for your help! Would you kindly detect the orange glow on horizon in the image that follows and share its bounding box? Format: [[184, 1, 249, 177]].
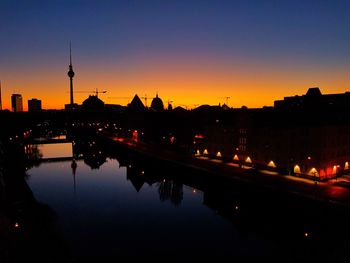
[[1, 55, 350, 111]]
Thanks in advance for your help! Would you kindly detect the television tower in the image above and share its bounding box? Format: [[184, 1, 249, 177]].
[[67, 42, 75, 105], [0, 81, 2, 110]]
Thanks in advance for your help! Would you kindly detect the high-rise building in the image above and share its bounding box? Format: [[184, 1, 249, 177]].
[[11, 94, 23, 112], [28, 98, 42, 112]]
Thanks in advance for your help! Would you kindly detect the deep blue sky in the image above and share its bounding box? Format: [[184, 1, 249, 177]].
[[1, 0, 350, 109]]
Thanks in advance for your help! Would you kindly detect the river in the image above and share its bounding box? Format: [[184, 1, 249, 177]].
[[20, 141, 350, 261]]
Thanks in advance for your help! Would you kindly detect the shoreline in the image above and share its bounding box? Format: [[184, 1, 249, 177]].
[[102, 135, 350, 209]]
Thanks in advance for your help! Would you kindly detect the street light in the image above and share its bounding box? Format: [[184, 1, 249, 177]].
[[310, 167, 318, 186]]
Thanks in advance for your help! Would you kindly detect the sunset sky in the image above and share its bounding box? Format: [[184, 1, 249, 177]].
[[1, 0, 350, 110]]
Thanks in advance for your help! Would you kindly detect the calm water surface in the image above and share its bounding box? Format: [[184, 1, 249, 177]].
[[24, 143, 350, 260]]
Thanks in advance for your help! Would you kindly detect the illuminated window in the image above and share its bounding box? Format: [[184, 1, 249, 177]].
[[239, 129, 247, 134], [239, 145, 246, 151]]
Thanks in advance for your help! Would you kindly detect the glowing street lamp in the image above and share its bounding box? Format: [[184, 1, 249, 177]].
[[310, 167, 318, 185]]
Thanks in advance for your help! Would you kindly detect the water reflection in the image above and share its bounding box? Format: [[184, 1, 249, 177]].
[[24, 138, 108, 171], [23, 144, 42, 170], [73, 139, 107, 170], [158, 180, 183, 206], [71, 160, 77, 195], [3, 139, 350, 260], [0, 153, 72, 262]]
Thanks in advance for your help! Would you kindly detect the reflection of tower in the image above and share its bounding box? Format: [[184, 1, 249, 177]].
[[67, 43, 75, 105], [71, 160, 77, 195]]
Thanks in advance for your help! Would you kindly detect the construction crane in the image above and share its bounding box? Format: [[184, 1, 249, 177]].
[[75, 88, 107, 98], [140, 94, 149, 108], [218, 96, 230, 105], [107, 96, 133, 104], [140, 94, 160, 108]]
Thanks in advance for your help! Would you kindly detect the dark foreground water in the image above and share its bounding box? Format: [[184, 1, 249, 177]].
[[6, 142, 350, 261]]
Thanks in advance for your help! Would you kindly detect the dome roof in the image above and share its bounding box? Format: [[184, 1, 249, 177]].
[[82, 95, 104, 111], [150, 94, 164, 111]]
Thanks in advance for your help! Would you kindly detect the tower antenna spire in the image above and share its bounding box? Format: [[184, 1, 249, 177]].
[[67, 41, 75, 106], [69, 41, 72, 65]]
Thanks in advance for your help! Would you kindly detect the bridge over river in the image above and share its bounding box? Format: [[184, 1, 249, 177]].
[[28, 137, 85, 163]]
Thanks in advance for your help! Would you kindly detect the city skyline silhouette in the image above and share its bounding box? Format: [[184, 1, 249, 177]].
[[1, 1, 350, 110], [2, 2, 350, 261]]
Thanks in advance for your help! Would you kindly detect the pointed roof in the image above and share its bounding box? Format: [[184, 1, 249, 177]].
[[129, 177, 144, 192], [306, 87, 322, 97], [129, 94, 145, 111], [221, 103, 230, 110]]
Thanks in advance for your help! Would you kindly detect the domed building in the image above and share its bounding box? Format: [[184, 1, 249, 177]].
[[150, 93, 164, 111], [82, 95, 105, 112]]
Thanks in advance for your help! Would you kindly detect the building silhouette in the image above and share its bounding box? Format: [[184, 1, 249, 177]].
[[81, 95, 104, 112], [128, 94, 145, 112], [11, 94, 23, 112], [192, 88, 350, 181], [274, 87, 350, 111], [28, 98, 42, 112], [150, 93, 164, 111]]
